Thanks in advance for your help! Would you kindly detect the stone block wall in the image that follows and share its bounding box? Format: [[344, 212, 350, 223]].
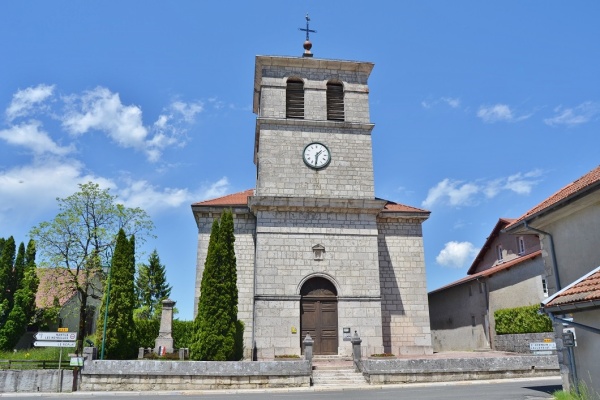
[[0, 369, 75, 393], [494, 333, 555, 354], [193, 209, 256, 358], [255, 121, 375, 199], [377, 218, 433, 355]]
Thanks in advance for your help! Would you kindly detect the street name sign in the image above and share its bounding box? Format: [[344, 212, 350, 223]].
[[530, 342, 556, 351], [34, 341, 76, 348], [34, 332, 78, 341]]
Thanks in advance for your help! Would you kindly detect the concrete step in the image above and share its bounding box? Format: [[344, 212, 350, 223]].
[[312, 368, 367, 387]]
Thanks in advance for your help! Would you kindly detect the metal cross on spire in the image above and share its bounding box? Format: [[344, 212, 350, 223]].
[[299, 13, 316, 41], [299, 14, 316, 57]]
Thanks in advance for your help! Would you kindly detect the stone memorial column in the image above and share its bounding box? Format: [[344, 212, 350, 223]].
[[154, 298, 176, 354]]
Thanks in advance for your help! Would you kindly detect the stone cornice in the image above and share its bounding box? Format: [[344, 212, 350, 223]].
[[248, 196, 387, 214]]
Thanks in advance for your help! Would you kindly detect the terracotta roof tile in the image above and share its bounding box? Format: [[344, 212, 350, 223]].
[[468, 218, 517, 275], [35, 268, 79, 308], [192, 189, 254, 206], [429, 250, 542, 294], [507, 165, 600, 230], [192, 190, 428, 214], [544, 266, 600, 310]]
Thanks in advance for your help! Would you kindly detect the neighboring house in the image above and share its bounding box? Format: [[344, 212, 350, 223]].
[[16, 268, 102, 349], [428, 218, 546, 352], [505, 165, 600, 395]]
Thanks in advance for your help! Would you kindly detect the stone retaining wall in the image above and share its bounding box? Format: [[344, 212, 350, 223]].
[[494, 333, 555, 353], [80, 360, 311, 391], [361, 355, 559, 384], [0, 369, 75, 393]]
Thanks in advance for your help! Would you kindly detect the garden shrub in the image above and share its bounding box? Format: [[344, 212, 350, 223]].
[[494, 304, 552, 334]]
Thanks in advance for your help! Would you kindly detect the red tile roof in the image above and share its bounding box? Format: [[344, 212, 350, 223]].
[[192, 189, 254, 206], [467, 218, 517, 275], [36, 268, 79, 308], [506, 165, 600, 230], [429, 250, 542, 295], [543, 266, 600, 312], [192, 189, 428, 214]]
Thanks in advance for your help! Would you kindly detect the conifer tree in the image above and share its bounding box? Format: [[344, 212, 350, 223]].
[[0, 240, 38, 350], [96, 230, 137, 359], [190, 209, 241, 361], [0, 237, 16, 326], [135, 249, 172, 320]]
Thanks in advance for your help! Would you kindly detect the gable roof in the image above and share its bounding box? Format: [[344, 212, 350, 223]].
[[429, 250, 542, 295], [467, 218, 516, 275], [542, 265, 600, 313], [191, 189, 429, 215], [506, 165, 600, 231], [36, 268, 79, 308]]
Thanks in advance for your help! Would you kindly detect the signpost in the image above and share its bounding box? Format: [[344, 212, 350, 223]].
[[34, 331, 78, 392]]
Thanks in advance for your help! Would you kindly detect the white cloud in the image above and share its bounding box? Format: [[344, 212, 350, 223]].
[[436, 241, 479, 268], [544, 102, 600, 127], [422, 179, 480, 208], [0, 159, 112, 227], [422, 170, 543, 208], [421, 97, 461, 109], [5, 84, 55, 122], [117, 177, 230, 214], [61, 88, 204, 162], [0, 121, 73, 156], [477, 104, 513, 122]]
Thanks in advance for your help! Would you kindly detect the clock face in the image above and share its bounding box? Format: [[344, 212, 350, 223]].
[[303, 142, 331, 169]]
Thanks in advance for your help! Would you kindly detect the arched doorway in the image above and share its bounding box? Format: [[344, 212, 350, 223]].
[[300, 277, 338, 355]]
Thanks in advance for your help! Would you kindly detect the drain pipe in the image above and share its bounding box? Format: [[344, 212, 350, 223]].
[[251, 228, 258, 361], [522, 221, 562, 291]]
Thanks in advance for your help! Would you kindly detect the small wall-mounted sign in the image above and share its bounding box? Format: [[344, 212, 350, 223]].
[[343, 327, 351, 341], [291, 326, 297, 334]]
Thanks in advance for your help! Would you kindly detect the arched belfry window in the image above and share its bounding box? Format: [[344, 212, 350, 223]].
[[286, 78, 304, 119], [326, 81, 344, 121]]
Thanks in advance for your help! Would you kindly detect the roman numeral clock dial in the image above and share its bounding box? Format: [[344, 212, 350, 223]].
[[303, 142, 331, 169]]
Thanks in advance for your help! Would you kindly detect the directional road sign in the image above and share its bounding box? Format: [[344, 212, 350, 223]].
[[34, 341, 76, 348], [34, 332, 78, 341]]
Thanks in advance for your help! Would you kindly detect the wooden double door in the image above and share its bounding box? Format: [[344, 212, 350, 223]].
[[300, 278, 338, 355]]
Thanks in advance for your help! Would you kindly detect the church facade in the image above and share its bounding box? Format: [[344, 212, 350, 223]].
[[192, 53, 433, 360]]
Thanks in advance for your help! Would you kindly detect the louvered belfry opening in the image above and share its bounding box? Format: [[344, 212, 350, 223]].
[[326, 82, 344, 121], [286, 79, 304, 119]]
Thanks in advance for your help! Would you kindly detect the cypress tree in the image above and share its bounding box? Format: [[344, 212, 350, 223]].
[[96, 230, 137, 359], [190, 209, 241, 361], [0, 240, 38, 350], [0, 237, 16, 327]]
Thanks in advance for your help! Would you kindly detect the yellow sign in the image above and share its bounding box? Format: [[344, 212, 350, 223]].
[[58, 327, 69, 332], [291, 326, 297, 334], [543, 338, 552, 343]]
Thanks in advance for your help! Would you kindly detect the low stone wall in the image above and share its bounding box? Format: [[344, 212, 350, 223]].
[[494, 333, 555, 353], [80, 360, 311, 391], [0, 369, 75, 393], [361, 355, 559, 384]]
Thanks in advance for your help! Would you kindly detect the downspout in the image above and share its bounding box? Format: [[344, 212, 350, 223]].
[[522, 221, 562, 291], [477, 277, 492, 349]]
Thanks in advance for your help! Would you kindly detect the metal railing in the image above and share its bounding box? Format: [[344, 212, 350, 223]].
[[0, 359, 74, 370]]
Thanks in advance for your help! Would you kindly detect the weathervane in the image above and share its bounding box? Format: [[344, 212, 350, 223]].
[[299, 13, 316, 57]]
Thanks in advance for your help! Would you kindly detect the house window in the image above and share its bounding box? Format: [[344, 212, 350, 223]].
[[496, 245, 503, 261], [517, 236, 526, 255], [286, 78, 304, 119], [326, 81, 344, 121], [542, 278, 549, 297], [471, 315, 476, 327]]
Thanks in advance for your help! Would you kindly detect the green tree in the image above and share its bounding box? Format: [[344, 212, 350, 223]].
[[190, 209, 241, 361], [0, 237, 16, 326], [96, 230, 137, 359], [0, 240, 39, 350], [30, 182, 154, 352], [135, 249, 172, 320]]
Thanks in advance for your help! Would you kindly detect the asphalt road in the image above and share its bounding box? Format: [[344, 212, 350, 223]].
[[0, 377, 562, 399]]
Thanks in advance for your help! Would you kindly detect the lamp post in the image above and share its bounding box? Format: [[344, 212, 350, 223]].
[[100, 263, 113, 360]]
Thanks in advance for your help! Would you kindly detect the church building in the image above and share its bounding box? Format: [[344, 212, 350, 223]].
[[192, 35, 433, 360]]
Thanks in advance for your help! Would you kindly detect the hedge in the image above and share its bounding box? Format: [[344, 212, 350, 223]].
[[134, 319, 195, 350], [494, 304, 553, 334]]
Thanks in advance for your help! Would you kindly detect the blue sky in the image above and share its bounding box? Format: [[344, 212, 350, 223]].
[[1, 2, 599, 320]]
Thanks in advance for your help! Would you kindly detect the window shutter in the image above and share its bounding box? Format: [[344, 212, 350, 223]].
[[327, 82, 344, 121], [286, 80, 304, 119]]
